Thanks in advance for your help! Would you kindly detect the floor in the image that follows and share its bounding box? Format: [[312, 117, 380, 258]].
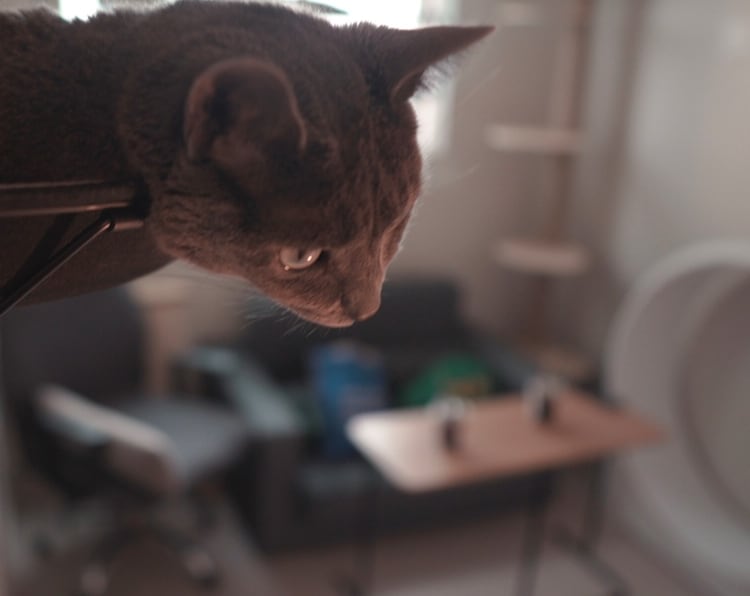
[[269, 512, 710, 596], [8, 493, 710, 596]]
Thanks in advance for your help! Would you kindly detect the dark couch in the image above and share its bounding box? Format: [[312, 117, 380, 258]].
[[174, 277, 546, 552]]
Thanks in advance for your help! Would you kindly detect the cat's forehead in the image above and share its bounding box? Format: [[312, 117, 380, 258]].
[[254, 134, 420, 249], [204, 16, 425, 246]]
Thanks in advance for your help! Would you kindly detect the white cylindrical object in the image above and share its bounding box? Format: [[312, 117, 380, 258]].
[[606, 241, 750, 595]]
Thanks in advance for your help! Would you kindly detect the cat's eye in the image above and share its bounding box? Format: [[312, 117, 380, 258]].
[[279, 247, 323, 271]]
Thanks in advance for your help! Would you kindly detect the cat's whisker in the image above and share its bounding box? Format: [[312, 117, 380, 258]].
[[154, 270, 252, 294], [455, 66, 502, 107], [132, 268, 271, 333], [423, 163, 482, 194], [282, 317, 308, 337], [304, 323, 325, 339], [239, 311, 264, 332], [273, 309, 326, 338]]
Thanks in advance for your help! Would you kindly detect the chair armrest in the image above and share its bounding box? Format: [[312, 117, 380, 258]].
[[35, 385, 182, 495], [173, 347, 307, 438], [171, 346, 245, 397], [174, 348, 311, 545], [35, 388, 110, 449]]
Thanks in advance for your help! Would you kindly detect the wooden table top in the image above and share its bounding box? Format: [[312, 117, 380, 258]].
[[347, 391, 664, 493]]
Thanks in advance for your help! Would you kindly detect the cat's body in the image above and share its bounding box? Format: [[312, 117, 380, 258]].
[[0, 1, 490, 325]]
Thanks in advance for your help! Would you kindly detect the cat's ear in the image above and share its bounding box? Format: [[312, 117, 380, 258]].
[[184, 58, 307, 165], [377, 26, 494, 103]]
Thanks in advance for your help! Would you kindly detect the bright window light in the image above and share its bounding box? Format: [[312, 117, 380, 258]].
[[58, 0, 100, 21], [314, 0, 457, 156], [323, 0, 424, 29]]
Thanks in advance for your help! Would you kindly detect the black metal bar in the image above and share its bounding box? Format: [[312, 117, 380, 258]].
[[335, 472, 381, 596], [79, 528, 134, 596], [0, 209, 142, 319], [578, 460, 606, 546], [515, 477, 552, 596], [355, 476, 380, 595], [0, 180, 135, 218], [552, 462, 631, 596], [554, 527, 629, 596]]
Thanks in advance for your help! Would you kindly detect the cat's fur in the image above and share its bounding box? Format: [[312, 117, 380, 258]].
[[0, 1, 491, 326]]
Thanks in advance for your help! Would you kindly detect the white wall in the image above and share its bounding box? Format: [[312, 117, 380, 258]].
[[557, 0, 750, 359], [612, 0, 750, 281], [392, 0, 568, 338]]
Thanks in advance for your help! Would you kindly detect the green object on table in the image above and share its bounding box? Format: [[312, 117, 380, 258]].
[[400, 354, 493, 407]]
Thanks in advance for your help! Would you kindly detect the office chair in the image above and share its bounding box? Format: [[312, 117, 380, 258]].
[[0, 286, 250, 596]]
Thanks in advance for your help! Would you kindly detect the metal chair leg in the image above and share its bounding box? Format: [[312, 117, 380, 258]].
[[154, 526, 220, 589], [77, 529, 135, 596]]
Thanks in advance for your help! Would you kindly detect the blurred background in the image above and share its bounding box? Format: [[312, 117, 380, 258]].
[[1, 0, 749, 595]]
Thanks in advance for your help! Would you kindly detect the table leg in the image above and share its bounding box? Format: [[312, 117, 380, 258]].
[[335, 473, 381, 596], [582, 460, 606, 545], [554, 462, 630, 596], [515, 474, 553, 596]]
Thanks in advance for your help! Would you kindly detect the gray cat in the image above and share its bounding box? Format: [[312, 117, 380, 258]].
[[0, 1, 491, 326]]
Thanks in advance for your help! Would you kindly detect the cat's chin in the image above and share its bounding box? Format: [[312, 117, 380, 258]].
[[314, 317, 355, 329], [299, 313, 356, 329]]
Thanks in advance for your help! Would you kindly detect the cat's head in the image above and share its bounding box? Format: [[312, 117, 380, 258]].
[[150, 20, 492, 327]]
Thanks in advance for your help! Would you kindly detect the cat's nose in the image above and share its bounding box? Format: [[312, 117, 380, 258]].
[[341, 292, 381, 322]]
